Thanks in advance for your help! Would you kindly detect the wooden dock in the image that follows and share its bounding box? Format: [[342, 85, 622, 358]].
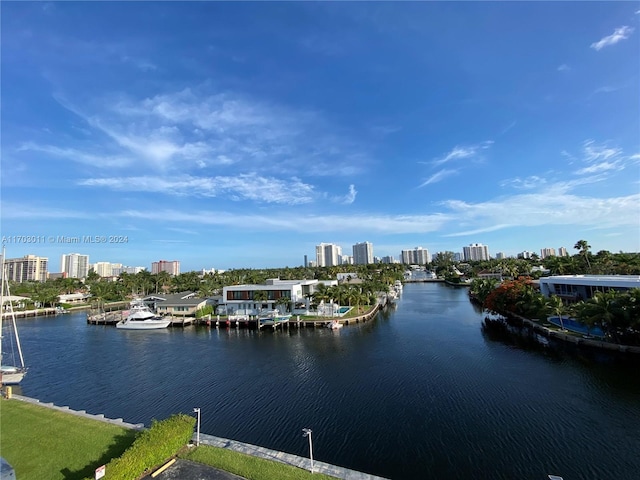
[[198, 303, 382, 330], [2, 308, 60, 319], [86, 311, 194, 327]]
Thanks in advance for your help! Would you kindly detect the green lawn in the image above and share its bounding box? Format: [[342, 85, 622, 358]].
[[0, 398, 137, 480], [1, 399, 340, 479], [182, 445, 336, 480]]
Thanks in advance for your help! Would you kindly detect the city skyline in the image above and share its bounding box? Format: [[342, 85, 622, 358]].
[[2, 3, 639, 270]]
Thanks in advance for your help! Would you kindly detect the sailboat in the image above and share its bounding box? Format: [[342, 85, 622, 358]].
[[1, 250, 27, 385]]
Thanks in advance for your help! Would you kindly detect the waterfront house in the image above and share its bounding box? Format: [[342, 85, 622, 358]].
[[143, 292, 209, 317], [539, 275, 640, 302], [221, 278, 337, 316]]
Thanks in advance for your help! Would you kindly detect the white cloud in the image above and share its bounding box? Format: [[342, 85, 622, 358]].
[[419, 169, 458, 187], [46, 87, 370, 176], [17, 142, 132, 168], [433, 141, 493, 166], [335, 184, 358, 204], [78, 174, 317, 205], [557, 64, 570, 72], [500, 176, 547, 190], [590, 26, 634, 51]]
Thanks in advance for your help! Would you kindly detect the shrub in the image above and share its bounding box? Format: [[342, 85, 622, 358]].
[[99, 414, 195, 480]]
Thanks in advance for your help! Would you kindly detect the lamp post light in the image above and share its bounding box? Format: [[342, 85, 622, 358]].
[[302, 428, 314, 473], [193, 408, 201, 446]]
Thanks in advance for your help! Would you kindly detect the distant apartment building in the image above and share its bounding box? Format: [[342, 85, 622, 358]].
[[495, 252, 506, 260], [401, 247, 430, 265], [463, 243, 490, 261], [91, 262, 123, 277], [540, 248, 556, 259], [61, 253, 90, 279], [518, 251, 534, 259], [3, 255, 48, 282], [341, 255, 354, 265], [113, 265, 145, 275], [558, 247, 569, 257], [353, 242, 374, 265], [380, 256, 396, 264], [151, 260, 180, 276], [315, 243, 342, 267]]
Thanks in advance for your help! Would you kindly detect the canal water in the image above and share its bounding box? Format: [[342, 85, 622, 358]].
[[13, 283, 640, 479]]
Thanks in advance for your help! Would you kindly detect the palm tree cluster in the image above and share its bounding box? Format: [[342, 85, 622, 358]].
[[479, 278, 640, 345]]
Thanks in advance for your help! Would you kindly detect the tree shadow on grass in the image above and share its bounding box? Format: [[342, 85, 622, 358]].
[[60, 429, 139, 480]]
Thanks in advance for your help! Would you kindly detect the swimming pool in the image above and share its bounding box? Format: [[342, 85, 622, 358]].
[[547, 316, 605, 338], [338, 307, 352, 314]]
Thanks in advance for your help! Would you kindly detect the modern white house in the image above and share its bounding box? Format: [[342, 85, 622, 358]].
[[538, 275, 640, 301], [143, 292, 209, 317], [221, 278, 338, 316]]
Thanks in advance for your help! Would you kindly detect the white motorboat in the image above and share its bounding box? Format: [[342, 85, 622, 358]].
[[258, 309, 291, 328], [1, 249, 27, 385], [327, 320, 343, 330], [116, 300, 171, 330]]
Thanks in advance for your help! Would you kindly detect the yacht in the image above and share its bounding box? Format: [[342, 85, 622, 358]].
[[116, 300, 171, 330]]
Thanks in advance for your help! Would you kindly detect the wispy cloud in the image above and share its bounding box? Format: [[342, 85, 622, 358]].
[[432, 141, 493, 167], [78, 174, 317, 205], [500, 176, 547, 190], [42, 87, 371, 178], [557, 64, 570, 72], [419, 169, 458, 187], [333, 184, 358, 205], [590, 26, 634, 51]]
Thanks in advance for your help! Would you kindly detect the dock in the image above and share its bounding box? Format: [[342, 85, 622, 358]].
[[86, 311, 195, 327], [2, 308, 61, 319]]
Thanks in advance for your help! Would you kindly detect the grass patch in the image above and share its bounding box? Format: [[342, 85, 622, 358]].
[[181, 445, 336, 480], [0, 398, 137, 480]]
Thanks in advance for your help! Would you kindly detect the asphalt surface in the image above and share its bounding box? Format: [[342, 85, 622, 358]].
[[142, 459, 247, 480]]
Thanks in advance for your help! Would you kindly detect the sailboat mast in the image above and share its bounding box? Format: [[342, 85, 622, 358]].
[[1, 247, 26, 370]]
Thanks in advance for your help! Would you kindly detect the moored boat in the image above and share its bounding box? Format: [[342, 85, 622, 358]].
[[116, 300, 171, 330]]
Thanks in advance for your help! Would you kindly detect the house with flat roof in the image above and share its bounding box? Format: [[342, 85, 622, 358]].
[[539, 275, 640, 301], [221, 278, 337, 316]]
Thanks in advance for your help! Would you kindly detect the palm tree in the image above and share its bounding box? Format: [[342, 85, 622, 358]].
[[547, 295, 566, 331], [574, 240, 592, 272]]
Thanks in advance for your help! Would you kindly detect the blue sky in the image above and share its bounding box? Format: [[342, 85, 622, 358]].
[[2, 2, 639, 271]]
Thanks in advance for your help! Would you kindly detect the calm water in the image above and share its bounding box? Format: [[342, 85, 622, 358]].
[[13, 283, 640, 479]]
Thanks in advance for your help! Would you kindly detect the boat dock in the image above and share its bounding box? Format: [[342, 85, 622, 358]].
[[86, 312, 196, 327], [2, 308, 61, 319]]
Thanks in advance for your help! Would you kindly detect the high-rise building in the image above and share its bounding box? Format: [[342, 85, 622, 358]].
[[91, 262, 122, 277], [462, 243, 490, 261], [401, 247, 431, 265], [61, 253, 90, 279], [353, 242, 374, 265], [495, 252, 506, 260], [540, 248, 556, 259], [151, 260, 180, 276], [315, 243, 342, 267], [3, 255, 48, 282], [113, 265, 145, 275], [518, 251, 534, 259], [558, 247, 568, 257]]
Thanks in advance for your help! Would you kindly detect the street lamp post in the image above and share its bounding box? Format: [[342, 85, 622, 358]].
[[193, 408, 201, 446], [302, 428, 314, 473]]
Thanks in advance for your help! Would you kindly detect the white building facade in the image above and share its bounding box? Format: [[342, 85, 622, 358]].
[[353, 242, 374, 265], [463, 243, 490, 261], [61, 253, 90, 279], [3, 255, 48, 282], [539, 275, 640, 301], [316, 243, 342, 267]]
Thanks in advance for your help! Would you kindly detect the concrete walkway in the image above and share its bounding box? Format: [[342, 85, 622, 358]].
[[197, 433, 389, 480]]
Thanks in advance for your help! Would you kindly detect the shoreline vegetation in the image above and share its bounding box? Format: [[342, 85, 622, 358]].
[[469, 277, 640, 354]]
